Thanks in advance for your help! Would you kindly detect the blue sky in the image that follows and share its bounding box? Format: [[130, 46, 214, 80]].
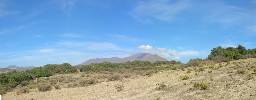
[[0, 0, 256, 67]]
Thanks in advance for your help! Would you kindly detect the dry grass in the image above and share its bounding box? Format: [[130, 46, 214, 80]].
[[3, 58, 256, 100], [16, 87, 29, 95], [79, 79, 97, 87], [37, 84, 52, 92]]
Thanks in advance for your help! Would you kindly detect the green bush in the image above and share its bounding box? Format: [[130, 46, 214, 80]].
[[20, 81, 29, 87], [0, 63, 76, 94], [208, 45, 256, 62], [43, 63, 77, 75], [79, 60, 179, 73], [28, 67, 51, 77]]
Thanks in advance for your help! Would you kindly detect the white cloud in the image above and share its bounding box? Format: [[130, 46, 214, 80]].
[[132, 0, 190, 22], [55, 41, 123, 51], [138, 44, 153, 50], [0, 41, 132, 66], [138, 44, 202, 60]]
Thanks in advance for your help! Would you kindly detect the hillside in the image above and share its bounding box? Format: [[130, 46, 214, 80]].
[[3, 58, 256, 100], [82, 53, 168, 65]]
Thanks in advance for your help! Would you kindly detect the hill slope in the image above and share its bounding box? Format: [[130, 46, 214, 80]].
[[3, 58, 256, 100], [83, 53, 167, 64]]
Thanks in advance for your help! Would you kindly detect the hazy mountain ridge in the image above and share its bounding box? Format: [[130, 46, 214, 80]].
[[0, 65, 33, 73], [82, 53, 167, 65]]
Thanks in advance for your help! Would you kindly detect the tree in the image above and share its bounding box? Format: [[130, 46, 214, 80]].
[[237, 45, 246, 55], [208, 45, 254, 62]]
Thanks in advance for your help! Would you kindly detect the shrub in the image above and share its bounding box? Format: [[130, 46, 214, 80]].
[[0, 85, 7, 95], [80, 62, 121, 72], [0, 63, 76, 94], [198, 68, 204, 72], [193, 81, 208, 90], [20, 81, 30, 87], [54, 85, 61, 90], [180, 75, 189, 80], [186, 68, 192, 73], [79, 79, 97, 87], [208, 55, 230, 63], [108, 74, 122, 81], [81, 74, 86, 77], [67, 83, 79, 88], [28, 67, 51, 77], [154, 60, 181, 65], [0, 71, 33, 94], [38, 84, 52, 92], [43, 63, 77, 75], [186, 58, 204, 67], [208, 45, 256, 62], [115, 84, 124, 92], [171, 67, 177, 70], [237, 70, 246, 74], [246, 74, 254, 80], [155, 83, 167, 91]]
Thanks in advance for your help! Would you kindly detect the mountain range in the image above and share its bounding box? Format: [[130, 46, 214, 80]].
[[82, 53, 167, 65]]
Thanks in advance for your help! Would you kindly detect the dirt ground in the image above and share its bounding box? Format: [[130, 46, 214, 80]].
[[3, 58, 256, 100]]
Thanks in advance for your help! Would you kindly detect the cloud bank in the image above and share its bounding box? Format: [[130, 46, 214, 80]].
[[138, 44, 203, 60]]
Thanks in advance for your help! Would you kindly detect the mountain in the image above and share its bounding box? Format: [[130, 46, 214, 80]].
[[82, 53, 167, 65], [0, 65, 33, 73]]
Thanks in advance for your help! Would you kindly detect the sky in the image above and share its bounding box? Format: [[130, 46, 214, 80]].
[[0, 0, 256, 67]]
